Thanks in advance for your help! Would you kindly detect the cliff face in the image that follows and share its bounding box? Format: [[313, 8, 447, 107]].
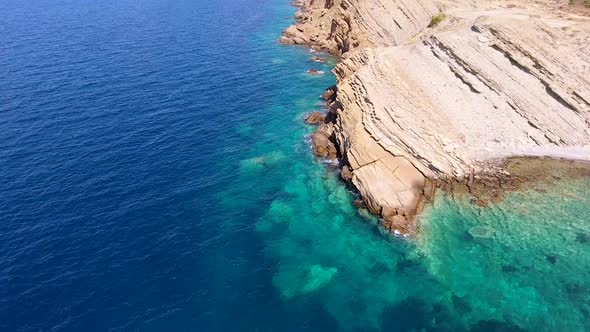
[[284, 0, 590, 233], [281, 0, 439, 52]]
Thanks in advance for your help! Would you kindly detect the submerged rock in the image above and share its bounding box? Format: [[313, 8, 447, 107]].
[[501, 265, 518, 273], [353, 198, 366, 209], [307, 69, 324, 75], [301, 265, 338, 294], [451, 294, 472, 314], [471, 319, 527, 332], [239, 151, 286, 173], [239, 156, 266, 173], [576, 232, 590, 244], [311, 56, 327, 63], [545, 254, 558, 265], [274, 264, 338, 299], [468, 225, 496, 239]]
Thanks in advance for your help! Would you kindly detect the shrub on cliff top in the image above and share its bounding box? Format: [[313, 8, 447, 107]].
[[428, 13, 446, 28]]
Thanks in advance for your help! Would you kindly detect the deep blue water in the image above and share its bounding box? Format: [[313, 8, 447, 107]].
[[0, 0, 337, 330], [2, 0, 590, 331]]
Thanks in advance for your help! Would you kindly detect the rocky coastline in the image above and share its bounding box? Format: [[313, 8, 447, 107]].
[[285, 0, 590, 235]]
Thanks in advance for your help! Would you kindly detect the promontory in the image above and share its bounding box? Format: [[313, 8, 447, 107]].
[[282, 0, 590, 234]]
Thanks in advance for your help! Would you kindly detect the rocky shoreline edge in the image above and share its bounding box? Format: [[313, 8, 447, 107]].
[[282, 0, 590, 235], [306, 84, 590, 235]]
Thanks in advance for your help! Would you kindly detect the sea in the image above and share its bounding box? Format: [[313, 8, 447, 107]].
[[1, 0, 589, 331]]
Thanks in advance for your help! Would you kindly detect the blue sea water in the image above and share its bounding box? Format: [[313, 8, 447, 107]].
[[1, 0, 589, 331], [0, 0, 333, 330]]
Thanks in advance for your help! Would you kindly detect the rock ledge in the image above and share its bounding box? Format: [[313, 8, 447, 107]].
[[287, 0, 590, 234]]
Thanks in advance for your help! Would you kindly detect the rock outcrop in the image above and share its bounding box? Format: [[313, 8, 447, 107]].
[[286, 0, 590, 233], [282, 0, 439, 53], [310, 122, 339, 160], [304, 111, 325, 125]]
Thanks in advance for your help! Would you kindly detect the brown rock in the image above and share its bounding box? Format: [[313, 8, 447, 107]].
[[283, 25, 301, 37], [422, 180, 436, 202], [382, 214, 415, 236], [340, 165, 353, 182], [292, 37, 306, 45], [311, 56, 327, 63], [353, 198, 366, 209], [307, 69, 324, 75], [304, 112, 325, 125], [311, 124, 338, 159], [471, 198, 489, 207], [279, 36, 294, 45], [282, 25, 308, 45], [321, 85, 337, 102]]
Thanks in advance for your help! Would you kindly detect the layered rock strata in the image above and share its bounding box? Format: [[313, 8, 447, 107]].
[[288, 0, 590, 233]]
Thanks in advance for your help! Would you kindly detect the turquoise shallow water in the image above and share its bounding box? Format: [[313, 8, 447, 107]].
[[1, 0, 589, 330], [417, 177, 590, 331], [253, 147, 590, 331], [241, 16, 590, 330]]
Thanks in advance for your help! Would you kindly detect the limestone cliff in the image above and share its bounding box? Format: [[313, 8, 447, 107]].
[[282, 0, 439, 53], [284, 0, 590, 234]]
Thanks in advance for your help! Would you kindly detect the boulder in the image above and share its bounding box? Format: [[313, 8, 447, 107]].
[[307, 69, 324, 75], [311, 124, 338, 159], [321, 85, 337, 101], [340, 165, 353, 182], [292, 37, 307, 45], [311, 56, 327, 63], [304, 112, 325, 125]]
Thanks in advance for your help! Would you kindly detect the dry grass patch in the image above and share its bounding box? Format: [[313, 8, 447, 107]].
[[428, 13, 446, 28]]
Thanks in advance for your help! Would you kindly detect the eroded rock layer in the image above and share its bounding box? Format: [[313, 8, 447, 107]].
[[286, 0, 590, 233]]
